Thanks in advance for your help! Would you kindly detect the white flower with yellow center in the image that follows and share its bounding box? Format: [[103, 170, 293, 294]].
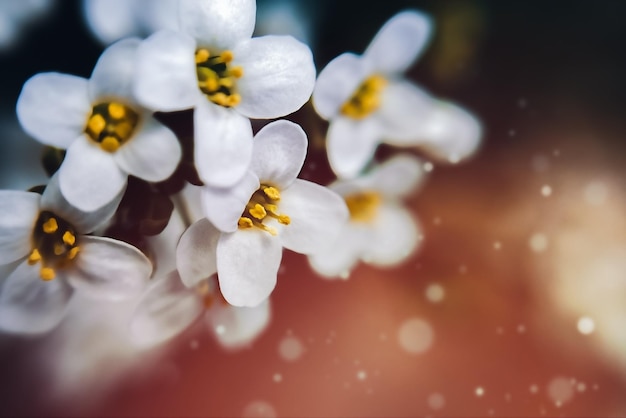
[[313, 10, 482, 179], [16, 37, 181, 212], [308, 155, 427, 278], [0, 174, 152, 334], [176, 120, 349, 307], [133, 0, 316, 188]]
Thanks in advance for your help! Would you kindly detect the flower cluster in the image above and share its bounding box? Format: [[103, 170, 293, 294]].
[[0, 0, 480, 352]]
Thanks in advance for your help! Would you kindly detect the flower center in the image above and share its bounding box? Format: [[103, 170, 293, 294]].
[[345, 191, 381, 222], [341, 75, 387, 119], [85, 102, 140, 153], [238, 185, 291, 236], [195, 48, 244, 108], [28, 211, 80, 281]]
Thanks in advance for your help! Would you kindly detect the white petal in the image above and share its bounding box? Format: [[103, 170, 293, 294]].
[[89, 37, 141, 102], [234, 35, 315, 119], [0, 260, 72, 334], [363, 11, 433, 74], [207, 298, 270, 349], [194, 101, 253, 187], [307, 226, 362, 279], [377, 80, 433, 142], [0, 191, 39, 264], [363, 154, 427, 198], [176, 218, 219, 288], [68, 236, 151, 301], [178, 0, 255, 50], [201, 171, 259, 233], [83, 0, 139, 45], [115, 115, 181, 182], [277, 179, 349, 255], [59, 137, 127, 212], [41, 172, 123, 234], [413, 100, 483, 163], [327, 117, 381, 179], [249, 120, 306, 189], [133, 0, 179, 33], [16, 73, 90, 148], [130, 270, 203, 350], [217, 229, 282, 307], [362, 203, 421, 266], [312, 53, 369, 120], [134, 30, 200, 111]]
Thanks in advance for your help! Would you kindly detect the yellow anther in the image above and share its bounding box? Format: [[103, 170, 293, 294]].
[[261, 224, 278, 236], [87, 113, 106, 135], [205, 77, 219, 92], [221, 50, 234, 63], [62, 231, 76, 246], [341, 75, 388, 119], [278, 215, 291, 225], [229, 66, 244, 78], [108, 102, 126, 119], [42, 218, 58, 234], [100, 136, 120, 153], [211, 92, 228, 106], [195, 48, 210, 63], [345, 191, 381, 222], [53, 244, 64, 256], [249, 203, 267, 220], [68, 246, 80, 260], [219, 77, 234, 88], [28, 249, 41, 265], [238, 217, 253, 228], [40, 267, 55, 281], [265, 204, 278, 214], [263, 186, 281, 201], [227, 94, 241, 107]]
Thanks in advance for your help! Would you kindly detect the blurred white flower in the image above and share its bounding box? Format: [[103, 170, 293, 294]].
[[313, 10, 482, 178], [255, 0, 315, 47], [308, 155, 426, 278], [0, 0, 54, 51], [177, 120, 348, 307], [0, 174, 151, 335], [134, 0, 316, 188], [16, 38, 181, 212], [82, 0, 178, 45]]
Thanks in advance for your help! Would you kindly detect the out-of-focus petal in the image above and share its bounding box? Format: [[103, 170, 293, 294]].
[[83, 0, 138, 45], [234, 35, 315, 119], [89, 37, 141, 102], [0, 191, 39, 264], [376, 79, 433, 142], [0, 260, 72, 334], [326, 116, 381, 179], [58, 137, 127, 212], [16, 73, 90, 149], [201, 171, 259, 233], [362, 154, 427, 199], [217, 229, 282, 307], [363, 10, 433, 74], [179, 0, 256, 50], [207, 298, 270, 349], [307, 226, 362, 279], [176, 218, 219, 288]]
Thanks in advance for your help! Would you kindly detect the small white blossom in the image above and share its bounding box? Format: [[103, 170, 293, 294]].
[[133, 0, 316, 188], [16, 38, 181, 212], [0, 0, 54, 51], [308, 155, 426, 278], [0, 174, 152, 334], [313, 10, 482, 178], [176, 120, 349, 307]]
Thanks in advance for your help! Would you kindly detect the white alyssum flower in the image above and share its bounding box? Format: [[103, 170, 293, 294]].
[[177, 120, 349, 307], [82, 0, 178, 46], [134, 0, 316, 188], [0, 0, 54, 51], [0, 174, 152, 334], [308, 154, 426, 278], [130, 271, 270, 350], [313, 10, 482, 179], [16, 37, 181, 212]]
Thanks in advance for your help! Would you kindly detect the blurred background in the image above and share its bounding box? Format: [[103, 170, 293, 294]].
[[1, 0, 626, 416]]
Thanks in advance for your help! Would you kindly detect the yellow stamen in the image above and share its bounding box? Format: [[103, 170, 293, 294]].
[[108, 102, 126, 119], [28, 249, 41, 265], [221, 50, 234, 63], [229, 66, 244, 78], [53, 244, 64, 256], [227, 94, 241, 107], [260, 224, 278, 236], [195, 48, 210, 63], [341, 75, 388, 119], [249, 203, 267, 220], [100, 136, 120, 153], [40, 267, 55, 281], [68, 246, 80, 260], [278, 215, 291, 225], [87, 113, 106, 135], [345, 191, 381, 222], [238, 217, 253, 228], [42, 218, 58, 234], [263, 186, 281, 201], [62, 231, 76, 246]]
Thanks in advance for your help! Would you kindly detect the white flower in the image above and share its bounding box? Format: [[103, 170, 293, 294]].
[[308, 155, 426, 278], [313, 10, 482, 179], [16, 37, 181, 212], [130, 271, 270, 350], [0, 174, 152, 334], [176, 120, 349, 307], [0, 0, 54, 51], [82, 0, 179, 46], [134, 0, 316, 188]]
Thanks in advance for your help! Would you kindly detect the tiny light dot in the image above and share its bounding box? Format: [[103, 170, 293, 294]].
[[529, 233, 549, 253], [425, 283, 445, 303], [509, 129, 516, 137], [517, 324, 527, 334], [530, 384, 539, 394], [278, 336, 305, 362], [518, 98, 528, 108], [356, 370, 367, 381], [339, 271, 350, 280], [433, 217, 442, 225], [584, 181, 608, 206], [459, 264, 468, 274], [423, 162, 434, 172], [577, 316, 595, 335], [577, 382, 586, 392], [475, 386, 485, 397], [273, 373, 282, 383], [493, 241, 502, 250], [547, 377, 575, 405], [189, 339, 199, 350], [397, 318, 434, 355], [215, 324, 226, 335], [242, 401, 277, 418], [541, 185, 552, 197], [531, 154, 549, 172], [428, 393, 445, 410]]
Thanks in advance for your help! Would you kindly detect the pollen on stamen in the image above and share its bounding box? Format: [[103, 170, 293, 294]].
[[250, 203, 267, 220], [238, 217, 254, 228], [62, 231, 76, 246], [53, 244, 64, 256], [278, 215, 291, 225], [108, 103, 126, 119], [40, 267, 55, 281], [42, 218, 58, 234], [263, 186, 281, 201], [229, 66, 244, 78], [87, 113, 106, 135], [195, 48, 210, 63], [220, 50, 234, 63], [68, 247, 80, 260], [28, 249, 41, 265], [100, 136, 120, 153]]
